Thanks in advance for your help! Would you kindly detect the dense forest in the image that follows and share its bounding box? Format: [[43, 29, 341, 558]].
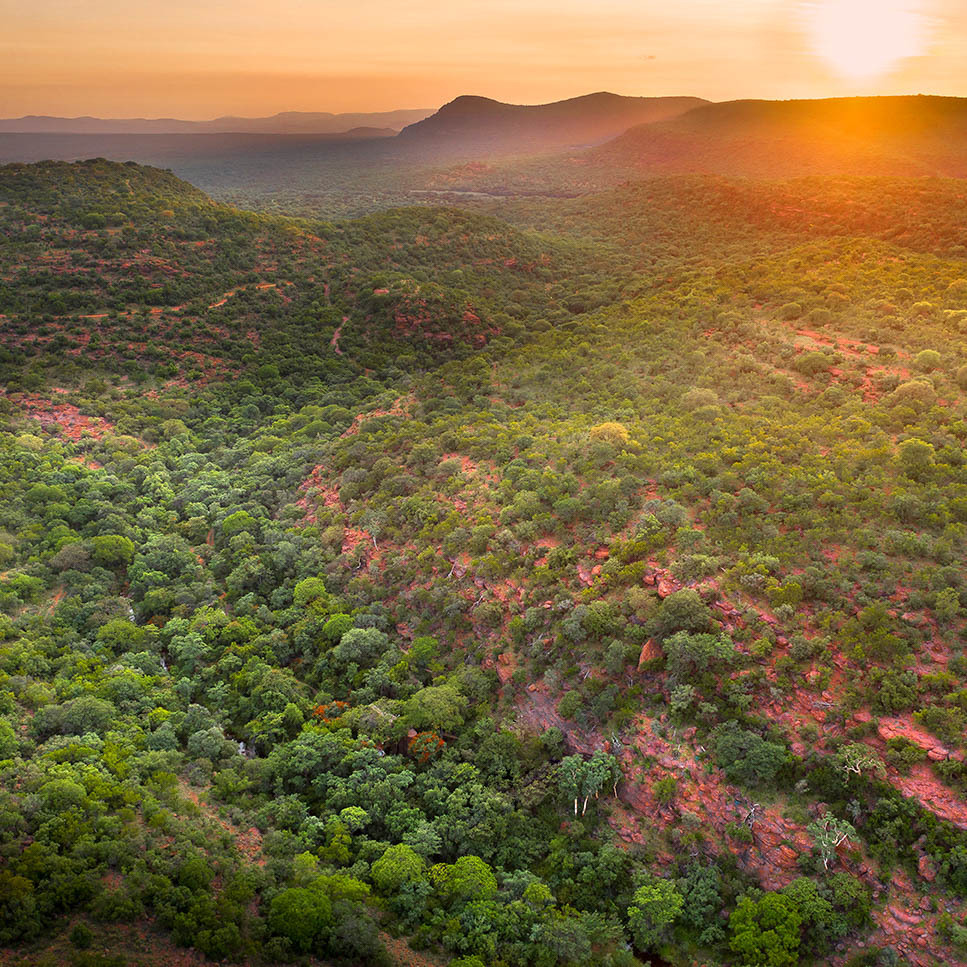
[[2, 153, 967, 967]]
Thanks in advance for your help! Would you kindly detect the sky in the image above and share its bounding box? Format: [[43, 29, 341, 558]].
[[2, 0, 967, 118]]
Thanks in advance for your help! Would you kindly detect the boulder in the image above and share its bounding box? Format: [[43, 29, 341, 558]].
[[917, 854, 937, 882], [638, 638, 662, 667]]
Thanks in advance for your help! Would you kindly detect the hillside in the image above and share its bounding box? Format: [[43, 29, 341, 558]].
[[591, 94, 967, 179], [398, 92, 708, 155], [0, 159, 612, 388], [398, 95, 967, 209], [4, 159, 967, 967]]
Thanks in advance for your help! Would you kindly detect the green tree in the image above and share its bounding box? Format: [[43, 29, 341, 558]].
[[650, 589, 713, 638], [333, 627, 389, 668], [558, 755, 585, 816], [838, 743, 886, 780], [627, 876, 684, 950], [714, 723, 790, 787], [729, 893, 801, 967], [664, 631, 736, 682], [89, 534, 136, 569], [268, 887, 333, 953], [432, 855, 498, 904], [897, 438, 935, 478], [782, 877, 843, 954], [371, 844, 426, 893], [403, 683, 467, 732], [293, 576, 328, 608], [807, 812, 856, 871], [0, 718, 17, 759]]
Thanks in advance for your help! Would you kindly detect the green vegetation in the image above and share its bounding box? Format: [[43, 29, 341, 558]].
[[2, 155, 967, 966]]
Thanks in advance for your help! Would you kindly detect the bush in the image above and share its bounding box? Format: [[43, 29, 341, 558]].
[[268, 887, 333, 953], [714, 723, 791, 787], [371, 844, 425, 893], [793, 352, 832, 376], [650, 590, 713, 638], [589, 422, 631, 446], [627, 876, 684, 950], [888, 380, 936, 409], [729, 892, 801, 967], [70, 923, 94, 949], [557, 690, 582, 720]]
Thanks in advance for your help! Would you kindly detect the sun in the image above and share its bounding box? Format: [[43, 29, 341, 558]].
[[806, 0, 927, 81]]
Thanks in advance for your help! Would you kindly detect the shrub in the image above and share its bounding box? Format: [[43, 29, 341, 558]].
[[714, 723, 791, 787], [793, 352, 832, 376], [557, 690, 582, 720], [589, 422, 630, 446], [888, 380, 936, 409], [913, 349, 941, 372]]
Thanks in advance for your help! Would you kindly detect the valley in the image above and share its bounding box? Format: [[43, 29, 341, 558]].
[[2, 93, 967, 967]]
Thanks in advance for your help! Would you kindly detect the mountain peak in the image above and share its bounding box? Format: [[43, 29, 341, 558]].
[[397, 92, 708, 155]]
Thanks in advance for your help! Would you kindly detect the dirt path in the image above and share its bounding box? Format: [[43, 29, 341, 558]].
[[331, 316, 347, 355], [209, 280, 283, 310]]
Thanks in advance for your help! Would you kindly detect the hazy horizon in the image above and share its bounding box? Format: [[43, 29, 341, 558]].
[[5, 89, 967, 125], [1, 107, 437, 122], [5, 0, 967, 119]]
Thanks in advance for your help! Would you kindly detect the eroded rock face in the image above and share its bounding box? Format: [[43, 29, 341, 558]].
[[496, 651, 516, 684], [864, 716, 967, 829], [608, 713, 967, 965], [510, 591, 967, 965], [877, 716, 951, 757], [869, 872, 945, 967], [890, 763, 967, 829], [611, 713, 814, 891], [509, 539, 967, 964]]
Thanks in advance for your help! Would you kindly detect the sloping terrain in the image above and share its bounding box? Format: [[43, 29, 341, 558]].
[[397, 92, 707, 154], [2, 160, 967, 967], [402, 96, 967, 207], [591, 95, 967, 179]]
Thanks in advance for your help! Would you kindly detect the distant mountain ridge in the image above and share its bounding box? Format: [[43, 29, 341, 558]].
[[663, 94, 967, 135], [591, 94, 967, 178], [0, 109, 434, 135], [398, 92, 708, 154]]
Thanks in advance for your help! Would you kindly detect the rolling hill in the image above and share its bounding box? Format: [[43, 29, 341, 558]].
[[397, 91, 708, 154], [5, 140, 967, 967], [590, 94, 967, 178]]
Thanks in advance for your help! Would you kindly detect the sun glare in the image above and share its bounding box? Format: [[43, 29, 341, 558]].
[[806, 0, 927, 81]]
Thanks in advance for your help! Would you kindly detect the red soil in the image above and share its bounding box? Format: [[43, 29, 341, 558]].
[[178, 779, 264, 866], [13, 393, 114, 441], [331, 316, 347, 355]]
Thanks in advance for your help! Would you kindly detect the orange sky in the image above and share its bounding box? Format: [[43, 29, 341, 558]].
[[2, 0, 966, 118]]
